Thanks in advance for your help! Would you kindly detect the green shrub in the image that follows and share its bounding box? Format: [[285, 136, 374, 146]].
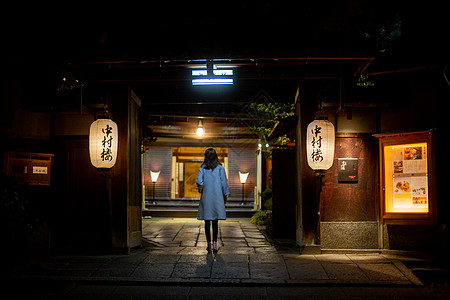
[[251, 210, 269, 226], [263, 198, 272, 210]]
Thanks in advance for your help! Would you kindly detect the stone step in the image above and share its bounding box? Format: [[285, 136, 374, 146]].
[[142, 209, 256, 218]]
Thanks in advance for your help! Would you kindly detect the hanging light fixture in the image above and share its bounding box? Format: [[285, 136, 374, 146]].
[[306, 117, 335, 172], [89, 117, 118, 169], [196, 119, 204, 137]]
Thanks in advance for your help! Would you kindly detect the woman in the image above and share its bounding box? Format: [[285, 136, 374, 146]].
[[196, 148, 230, 253]]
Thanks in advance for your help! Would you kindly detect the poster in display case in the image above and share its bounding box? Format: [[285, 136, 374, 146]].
[[374, 131, 437, 225]]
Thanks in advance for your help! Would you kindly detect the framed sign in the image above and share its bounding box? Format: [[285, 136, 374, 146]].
[[374, 131, 437, 225], [338, 158, 358, 183]]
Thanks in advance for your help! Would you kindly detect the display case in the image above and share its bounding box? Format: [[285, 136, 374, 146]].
[[374, 131, 437, 225], [3, 152, 54, 186]]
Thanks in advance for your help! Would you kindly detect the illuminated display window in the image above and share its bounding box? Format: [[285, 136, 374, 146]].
[[384, 142, 428, 213], [375, 131, 437, 225]]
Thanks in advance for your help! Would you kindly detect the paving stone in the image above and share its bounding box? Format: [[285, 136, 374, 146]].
[[347, 254, 390, 263], [189, 286, 267, 297], [358, 263, 410, 281], [57, 269, 97, 277], [244, 233, 266, 239], [250, 253, 284, 263], [321, 263, 370, 281], [149, 239, 181, 247], [315, 254, 353, 264], [131, 263, 174, 278], [179, 254, 214, 263], [178, 247, 210, 255], [213, 254, 249, 263], [221, 233, 246, 238], [59, 262, 103, 271], [92, 267, 135, 277], [145, 246, 185, 254], [212, 262, 249, 279], [172, 262, 211, 278], [64, 285, 117, 297], [180, 240, 197, 247], [115, 285, 190, 297], [283, 254, 319, 264], [143, 254, 180, 264], [222, 241, 248, 247], [100, 261, 141, 270], [254, 246, 278, 253], [250, 263, 289, 280], [286, 262, 329, 280], [219, 246, 256, 254]]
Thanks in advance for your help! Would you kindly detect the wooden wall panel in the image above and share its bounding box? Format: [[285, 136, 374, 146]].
[[143, 146, 172, 200], [320, 135, 379, 222], [228, 145, 257, 200]]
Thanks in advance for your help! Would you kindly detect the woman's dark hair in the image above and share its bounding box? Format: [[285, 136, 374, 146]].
[[202, 148, 220, 170]]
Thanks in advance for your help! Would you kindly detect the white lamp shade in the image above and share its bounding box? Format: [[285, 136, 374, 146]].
[[89, 118, 118, 169], [239, 171, 249, 184], [306, 118, 335, 171], [150, 170, 160, 182]]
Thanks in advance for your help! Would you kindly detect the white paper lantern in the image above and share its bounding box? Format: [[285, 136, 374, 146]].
[[89, 118, 118, 169], [306, 118, 335, 171]]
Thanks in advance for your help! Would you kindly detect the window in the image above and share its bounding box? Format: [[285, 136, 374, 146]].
[[375, 131, 437, 225]]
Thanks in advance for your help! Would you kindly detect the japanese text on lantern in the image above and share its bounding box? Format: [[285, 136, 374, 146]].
[[310, 124, 323, 162], [101, 124, 113, 161]]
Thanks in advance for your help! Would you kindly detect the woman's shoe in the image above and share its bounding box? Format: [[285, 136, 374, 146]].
[[206, 242, 212, 252], [212, 241, 218, 253]]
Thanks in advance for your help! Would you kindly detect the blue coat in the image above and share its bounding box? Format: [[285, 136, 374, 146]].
[[196, 164, 230, 220]]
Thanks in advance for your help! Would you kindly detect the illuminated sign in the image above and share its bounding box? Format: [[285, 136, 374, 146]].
[[191, 68, 234, 85]]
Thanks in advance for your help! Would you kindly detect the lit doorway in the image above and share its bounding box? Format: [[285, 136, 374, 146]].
[[172, 147, 228, 199]]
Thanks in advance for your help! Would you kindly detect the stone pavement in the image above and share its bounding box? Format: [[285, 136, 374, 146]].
[[9, 218, 424, 287]]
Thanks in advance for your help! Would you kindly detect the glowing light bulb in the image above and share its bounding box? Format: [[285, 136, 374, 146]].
[[196, 127, 204, 137]]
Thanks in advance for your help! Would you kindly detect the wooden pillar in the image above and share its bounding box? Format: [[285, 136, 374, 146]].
[[294, 87, 303, 248], [109, 86, 142, 254]]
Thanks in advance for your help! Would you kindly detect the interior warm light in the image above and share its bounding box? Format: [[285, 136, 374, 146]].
[[196, 120, 204, 137], [150, 170, 160, 183], [239, 171, 249, 184]]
